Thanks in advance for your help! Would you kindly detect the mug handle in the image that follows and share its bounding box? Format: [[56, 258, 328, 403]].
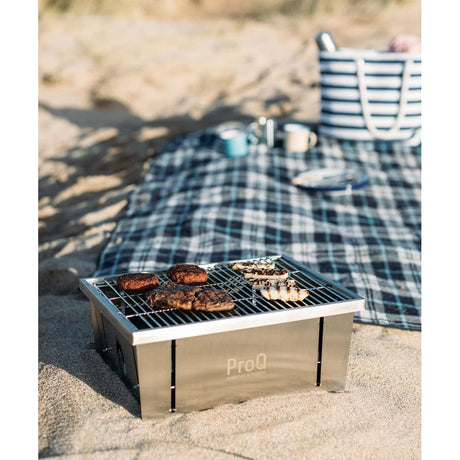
[[307, 131, 317, 149]]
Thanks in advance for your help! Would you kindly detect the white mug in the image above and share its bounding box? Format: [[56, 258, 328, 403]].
[[283, 123, 317, 153]]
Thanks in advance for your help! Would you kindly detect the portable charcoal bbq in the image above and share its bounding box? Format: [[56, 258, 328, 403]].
[[79, 255, 365, 419]]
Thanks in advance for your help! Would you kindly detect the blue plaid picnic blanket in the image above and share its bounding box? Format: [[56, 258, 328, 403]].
[[94, 128, 421, 331]]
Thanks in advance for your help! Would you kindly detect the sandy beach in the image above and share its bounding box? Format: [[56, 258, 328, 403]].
[[38, 1, 422, 458]]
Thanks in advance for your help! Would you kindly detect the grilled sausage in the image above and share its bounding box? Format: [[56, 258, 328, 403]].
[[242, 268, 289, 280], [260, 286, 309, 302], [251, 279, 298, 290], [232, 261, 275, 271]]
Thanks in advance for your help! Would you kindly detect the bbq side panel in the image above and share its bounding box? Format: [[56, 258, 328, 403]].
[[90, 302, 140, 401], [175, 319, 320, 413], [320, 312, 354, 391], [135, 340, 173, 419]]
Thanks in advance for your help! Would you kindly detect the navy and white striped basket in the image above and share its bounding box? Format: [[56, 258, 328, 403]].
[[318, 49, 421, 146]]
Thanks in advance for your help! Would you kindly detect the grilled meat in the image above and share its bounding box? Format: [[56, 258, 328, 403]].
[[232, 261, 275, 271], [117, 273, 160, 293], [251, 279, 298, 290], [147, 283, 199, 310], [167, 264, 208, 284], [242, 268, 289, 280], [147, 283, 234, 312], [192, 288, 235, 312], [260, 286, 309, 302]]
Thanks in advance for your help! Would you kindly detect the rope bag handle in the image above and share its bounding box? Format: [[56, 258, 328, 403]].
[[356, 58, 416, 140]]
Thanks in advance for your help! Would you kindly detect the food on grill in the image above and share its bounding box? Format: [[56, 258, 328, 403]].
[[147, 283, 199, 310], [192, 289, 235, 312], [167, 264, 208, 284], [251, 279, 298, 290], [260, 286, 309, 302], [232, 261, 275, 271], [116, 273, 160, 293], [242, 268, 289, 280], [147, 283, 234, 312]]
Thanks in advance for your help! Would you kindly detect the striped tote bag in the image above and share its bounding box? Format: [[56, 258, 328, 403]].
[[318, 49, 421, 146]]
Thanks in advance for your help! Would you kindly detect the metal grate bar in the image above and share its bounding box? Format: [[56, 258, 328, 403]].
[[86, 256, 358, 332]]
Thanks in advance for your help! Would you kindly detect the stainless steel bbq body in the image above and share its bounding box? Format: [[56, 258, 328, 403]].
[[79, 255, 365, 419]]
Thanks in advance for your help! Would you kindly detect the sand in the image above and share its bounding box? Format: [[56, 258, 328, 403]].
[[38, 2, 421, 458]]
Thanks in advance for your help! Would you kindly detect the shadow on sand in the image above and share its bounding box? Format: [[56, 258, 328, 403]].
[[38, 97, 317, 422]]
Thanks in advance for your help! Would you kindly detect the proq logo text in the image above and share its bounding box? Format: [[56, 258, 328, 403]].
[[227, 353, 267, 376]]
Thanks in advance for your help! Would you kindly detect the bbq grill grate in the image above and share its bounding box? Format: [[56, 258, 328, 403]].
[[82, 255, 360, 335]]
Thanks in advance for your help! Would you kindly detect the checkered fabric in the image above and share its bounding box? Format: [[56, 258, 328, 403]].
[[94, 129, 421, 331]]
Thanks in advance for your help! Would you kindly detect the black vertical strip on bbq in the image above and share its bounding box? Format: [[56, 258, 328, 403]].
[[170, 340, 176, 412], [316, 317, 324, 386], [131, 347, 140, 397]]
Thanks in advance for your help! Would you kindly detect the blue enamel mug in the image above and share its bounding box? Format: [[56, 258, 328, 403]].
[[219, 128, 249, 158]]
